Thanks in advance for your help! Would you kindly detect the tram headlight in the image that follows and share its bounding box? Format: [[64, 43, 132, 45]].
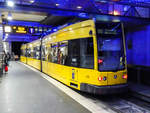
[[98, 76, 103, 81], [122, 74, 128, 79]]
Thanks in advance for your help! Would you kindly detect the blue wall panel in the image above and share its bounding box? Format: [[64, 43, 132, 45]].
[[126, 25, 150, 67]]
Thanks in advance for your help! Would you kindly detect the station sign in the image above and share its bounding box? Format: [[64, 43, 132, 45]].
[[12, 26, 27, 34], [4, 25, 51, 35]]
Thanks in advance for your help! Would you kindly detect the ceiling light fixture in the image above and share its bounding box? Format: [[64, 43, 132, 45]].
[[7, 16, 12, 20], [7, 1, 14, 7], [100, 0, 107, 3], [56, 4, 60, 6], [77, 6, 82, 9], [30, 0, 34, 3], [4, 26, 12, 33], [113, 10, 120, 16]]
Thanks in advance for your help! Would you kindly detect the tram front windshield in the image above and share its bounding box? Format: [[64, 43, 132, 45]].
[[96, 23, 125, 71]]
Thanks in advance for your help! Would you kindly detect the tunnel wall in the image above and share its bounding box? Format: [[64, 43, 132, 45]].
[[125, 25, 150, 85], [126, 25, 150, 66]]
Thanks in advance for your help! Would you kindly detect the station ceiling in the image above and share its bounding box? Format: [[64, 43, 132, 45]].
[[0, 0, 99, 26], [0, 0, 149, 42], [0, 0, 149, 26]]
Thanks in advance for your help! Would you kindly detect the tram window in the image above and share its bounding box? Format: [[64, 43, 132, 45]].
[[80, 38, 94, 69], [33, 47, 36, 59], [26, 49, 29, 57], [65, 38, 94, 68], [38, 46, 41, 60], [51, 42, 68, 64], [30, 48, 34, 58], [96, 23, 125, 71], [46, 47, 49, 61], [47, 47, 52, 62], [51, 43, 58, 63], [67, 39, 80, 67], [34, 46, 40, 60], [58, 41, 68, 65], [42, 46, 46, 61], [50, 38, 94, 69], [43, 46, 49, 61], [27, 48, 31, 57], [25, 48, 27, 57]]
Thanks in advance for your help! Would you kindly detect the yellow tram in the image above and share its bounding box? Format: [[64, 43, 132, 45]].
[[26, 40, 41, 70], [20, 20, 128, 94], [20, 44, 27, 64]]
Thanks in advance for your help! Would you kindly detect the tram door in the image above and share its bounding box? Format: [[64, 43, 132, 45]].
[[68, 39, 79, 83]]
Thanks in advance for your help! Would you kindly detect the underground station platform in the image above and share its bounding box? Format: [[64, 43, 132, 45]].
[[1, 0, 150, 113], [0, 61, 150, 113], [0, 62, 92, 113]]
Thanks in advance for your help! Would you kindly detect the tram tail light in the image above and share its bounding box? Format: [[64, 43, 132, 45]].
[[98, 59, 103, 64], [123, 74, 128, 79], [98, 76, 103, 81]]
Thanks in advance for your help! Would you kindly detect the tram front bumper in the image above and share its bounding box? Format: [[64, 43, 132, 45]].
[[80, 83, 128, 95]]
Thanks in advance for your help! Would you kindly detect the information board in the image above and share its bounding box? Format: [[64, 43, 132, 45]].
[[4, 25, 51, 35]]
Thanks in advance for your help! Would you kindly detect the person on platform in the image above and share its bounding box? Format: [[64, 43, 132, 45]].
[[3, 51, 8, 66], [3, 51, 8, 73], [7, 52, 11, 66]]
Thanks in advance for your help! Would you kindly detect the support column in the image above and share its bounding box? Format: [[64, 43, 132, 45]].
[[0, 24, 3, 52], [9, 41, 12, 54]]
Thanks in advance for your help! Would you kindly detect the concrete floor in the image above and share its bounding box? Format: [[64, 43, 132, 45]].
[[0, 61, 91, 113]]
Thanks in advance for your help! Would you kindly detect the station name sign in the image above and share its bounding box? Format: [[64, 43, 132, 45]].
[[4, 25, 51, 35]]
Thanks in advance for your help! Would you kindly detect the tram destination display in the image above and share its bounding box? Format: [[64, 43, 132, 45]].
[[4, 25, 50, 35], [12, 26, 27, 34]]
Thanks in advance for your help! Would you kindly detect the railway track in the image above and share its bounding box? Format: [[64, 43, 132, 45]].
[[106, 96, 150, 113], [79, 92, 150, 113]]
